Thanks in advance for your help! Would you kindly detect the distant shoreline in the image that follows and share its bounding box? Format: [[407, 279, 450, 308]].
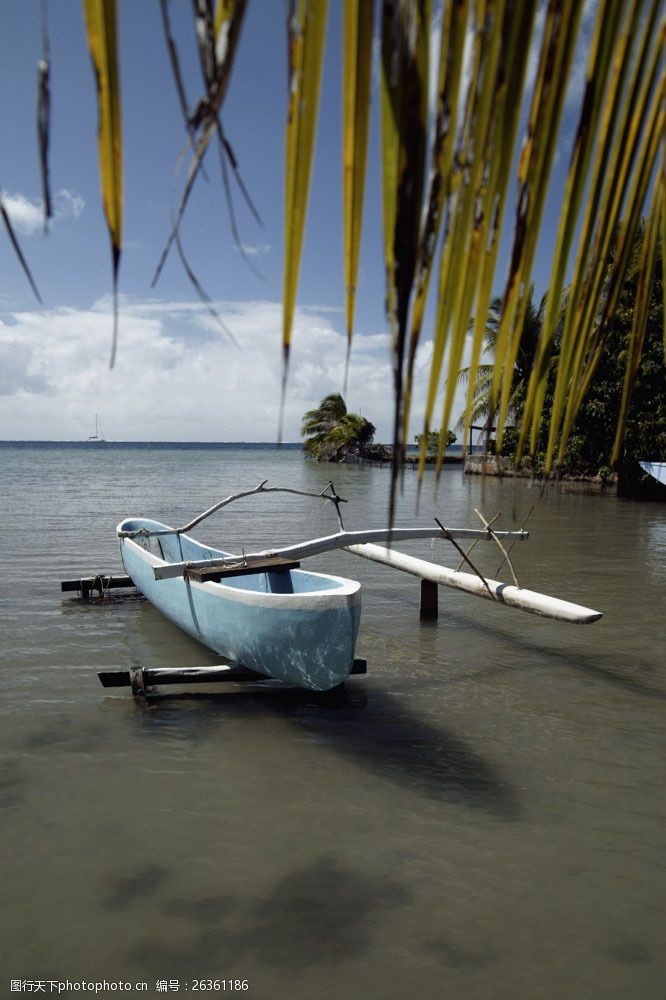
[[0, 440, 303, 449]]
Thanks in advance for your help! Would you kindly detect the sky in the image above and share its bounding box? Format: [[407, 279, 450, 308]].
[[0, 0, 599, 442]]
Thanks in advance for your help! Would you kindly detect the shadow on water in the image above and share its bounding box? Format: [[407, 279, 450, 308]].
[[445, 608, 666, 701], [0, 758, 25, 809], [126, 684, 520, 821], [124, 854, 411, 976], [104, 863, 171, 911]]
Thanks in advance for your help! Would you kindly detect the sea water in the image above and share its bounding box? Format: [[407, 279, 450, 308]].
[[0, 444, 664, 999]]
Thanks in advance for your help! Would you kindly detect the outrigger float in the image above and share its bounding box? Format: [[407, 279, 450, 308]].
[[62, 481, 602, 696]]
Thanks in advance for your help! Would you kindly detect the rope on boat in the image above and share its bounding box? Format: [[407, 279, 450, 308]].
[[454, 510, 502, 573], [474, 508, 521, 589], [434, 517, 493, 596], [495, 504, 535, 579]]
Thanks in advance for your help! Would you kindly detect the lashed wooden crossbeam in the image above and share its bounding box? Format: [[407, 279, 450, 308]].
[[152, 526, 529, 581]]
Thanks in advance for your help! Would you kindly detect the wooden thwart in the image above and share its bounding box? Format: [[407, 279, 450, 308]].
[[99, 658, 367, 696], [186, 557, 301, 582]]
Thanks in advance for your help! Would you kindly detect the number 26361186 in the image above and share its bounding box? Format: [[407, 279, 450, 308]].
[[192, 981, 249, 991]]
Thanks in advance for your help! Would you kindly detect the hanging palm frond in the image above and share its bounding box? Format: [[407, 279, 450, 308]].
[[380, 0, 430, 514], [547, 25, 665, 471], [15, 0, 662, 480], [342, 0, 374, 385], [490, 0, 587, 455], [0, 190, 42, 301], [152, 0, 248, 287], [429, 0, 512, 470], [610, 193, 662, 464], [82, 0, 123, 367], [516, 0, 633, 463], [402, 0, 469, 444], [282, 0, 329, 435], [460, 1, 538, 455], [520, 0, 663, 471], [37, 0, 52, 231]]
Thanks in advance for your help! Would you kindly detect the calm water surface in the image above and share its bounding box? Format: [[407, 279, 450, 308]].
[[1, 445, 664, 999]]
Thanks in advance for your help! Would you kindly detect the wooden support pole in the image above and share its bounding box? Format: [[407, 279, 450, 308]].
[[61, 575, 135, 598], [129, 666, 146, 699], [98, 658, 368, 692], [420, 579, 438, 620]]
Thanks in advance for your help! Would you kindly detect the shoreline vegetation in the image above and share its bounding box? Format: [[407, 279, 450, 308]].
[[300, 394, 663, 499]]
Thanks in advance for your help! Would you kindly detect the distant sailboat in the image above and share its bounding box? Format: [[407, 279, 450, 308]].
[[88, 415, 106, 443]]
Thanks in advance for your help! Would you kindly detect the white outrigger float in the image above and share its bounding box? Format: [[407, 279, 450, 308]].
[[111, 481, 602, 693]]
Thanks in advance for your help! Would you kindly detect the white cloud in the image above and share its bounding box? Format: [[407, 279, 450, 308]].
[[2, 188, 85, 234], [0, 299, 383, 441], [53, 189, 85, 221], [239, 242, 271, 256], [0, 296, 478, 443]]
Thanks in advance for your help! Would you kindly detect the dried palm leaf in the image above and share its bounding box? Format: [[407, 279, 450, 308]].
[[0, 190, 42, 301], [152, 0, 247, 287], [37, 0, 52, 231]]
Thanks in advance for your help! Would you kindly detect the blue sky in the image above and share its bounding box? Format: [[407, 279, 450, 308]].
[[0, 1, 597, 441]]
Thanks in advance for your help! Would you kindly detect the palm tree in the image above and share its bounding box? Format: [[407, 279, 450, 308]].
[[458, 288, 547, 446], [301, 395, 375, 461], [301, 393, 348, 458]]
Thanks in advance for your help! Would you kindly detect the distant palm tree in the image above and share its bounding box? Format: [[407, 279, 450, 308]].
[[458, 287, 547, 439], [302, 394, 375, 461], [301, 393, 348, 457]]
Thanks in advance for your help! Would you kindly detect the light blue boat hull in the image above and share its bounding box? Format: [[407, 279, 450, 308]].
[[117, 519, 362, 691]]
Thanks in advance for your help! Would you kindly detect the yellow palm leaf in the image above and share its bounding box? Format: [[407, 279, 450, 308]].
[[610, 197, 661, 465], [491, 0, 586, 454], [403, 0, 469, 446], [343, 0, 374, 368], [283, 0, 329, 369], [82, 0, 122, 366], [380, 0, 430, 512]]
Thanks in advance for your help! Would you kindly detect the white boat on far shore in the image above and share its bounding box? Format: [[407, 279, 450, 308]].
[[639, 462, 666, 486]]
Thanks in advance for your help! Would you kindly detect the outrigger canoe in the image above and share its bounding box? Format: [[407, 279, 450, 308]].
[[116, 481, 601, 692], [117, 517, 362, 691]]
